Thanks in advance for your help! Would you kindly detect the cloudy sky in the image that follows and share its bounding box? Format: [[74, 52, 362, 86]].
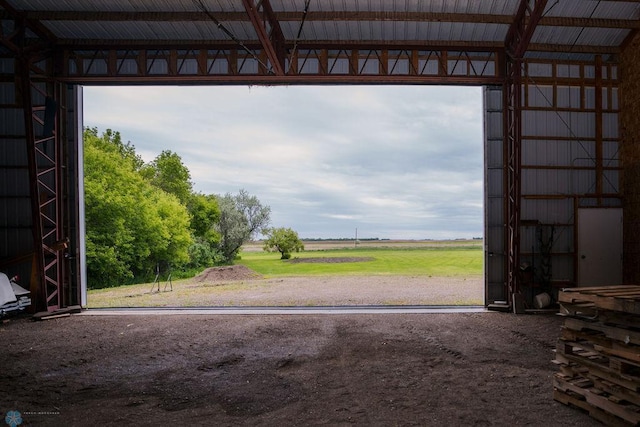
[[83, 85, 483, 240]]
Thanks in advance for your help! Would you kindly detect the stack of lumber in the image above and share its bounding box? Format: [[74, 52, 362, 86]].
[[553, 286, 640, 426]]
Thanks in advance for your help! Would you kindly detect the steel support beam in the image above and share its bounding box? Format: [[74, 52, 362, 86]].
[[504, 58, 523, 308], [242, 0, 285, 75], [504, 0, 548, 310], [58, 47, 501, 85], [17, 57, 46, 311], [20, 67, 65, 312], [8, 10, 66, 312], [505, 0, 549, 59]]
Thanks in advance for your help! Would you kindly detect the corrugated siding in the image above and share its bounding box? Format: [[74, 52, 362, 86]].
[[484, 85, 504, 303], [44, 20, 256, 40], [523, 140, 595, 167], [285, 21, 508, 42], [543, 0, 640, 20], [5, 0, 235, 12], [532, 26, 630, 47], [6, 0, 633, 64], [7, 0, 521, 14], [522, 111, 597, 138], [0, 59, 33, 263], [519, 58, 621, 291], [272, 0, 519, 14]]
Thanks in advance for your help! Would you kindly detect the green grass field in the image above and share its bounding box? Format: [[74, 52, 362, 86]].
[[237, 245, 482, 277], [87, 240, 483, 307]]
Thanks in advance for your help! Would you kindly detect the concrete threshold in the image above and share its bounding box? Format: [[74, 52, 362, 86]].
[[80, 306, 487, 315]]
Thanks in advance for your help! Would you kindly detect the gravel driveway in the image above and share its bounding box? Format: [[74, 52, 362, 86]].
[[189, 275, 485, 306]]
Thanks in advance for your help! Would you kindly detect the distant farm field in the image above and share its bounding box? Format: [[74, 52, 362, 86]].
[[238, 239, 483, 277], [88, 240, 484, 307]]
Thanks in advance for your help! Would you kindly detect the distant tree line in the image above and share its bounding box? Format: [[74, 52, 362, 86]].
[[83, 128, 270, 288]]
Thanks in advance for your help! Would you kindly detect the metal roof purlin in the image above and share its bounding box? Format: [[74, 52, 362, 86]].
[[0, 0, 56, 47], [242, 0, 285, 76]]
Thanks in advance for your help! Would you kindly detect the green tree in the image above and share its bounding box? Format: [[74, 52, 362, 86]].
[[263, 227, 304, 259], [186, 193, 221, 268], [84, 127, 144, 170], [84, 129, 192, 287], [141, 150, 193, 204], [188, 193, 220, 244], [215, 189, 271, 263]]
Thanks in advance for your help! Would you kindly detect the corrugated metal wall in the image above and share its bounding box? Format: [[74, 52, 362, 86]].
[[484, 85, 505, 303], [0, 49, 82, 307], [0, 56, 33, 284], [484, 56, 622, 305]]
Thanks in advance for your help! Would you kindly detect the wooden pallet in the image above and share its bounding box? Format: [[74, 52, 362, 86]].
[[562, 317, 640, 347], [557, 340, 640, 382], [559, 286, 640, 315], [554, 373, 640, 425], [554, 288, 640, 424]]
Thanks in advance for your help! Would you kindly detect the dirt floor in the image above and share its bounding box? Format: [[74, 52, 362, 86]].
[[0, 311, 599, 426]]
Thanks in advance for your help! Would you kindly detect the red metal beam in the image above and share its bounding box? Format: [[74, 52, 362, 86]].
[[55, 73, 503, 86], [504, 58, 523, 310], [57, 46, 501, 84], [16, 42, 65, 311], [505, 0, 549, 59], [503, 0, 548, 310], [17, 57, 47, 312], [242, 0, 285, 75]]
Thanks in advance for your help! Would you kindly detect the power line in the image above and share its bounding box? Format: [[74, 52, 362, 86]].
[[288, 0, 312, 74], [192, 0, 273, 73]]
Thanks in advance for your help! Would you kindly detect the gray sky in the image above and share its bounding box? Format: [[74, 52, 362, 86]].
[[83, 85, 483, 240]]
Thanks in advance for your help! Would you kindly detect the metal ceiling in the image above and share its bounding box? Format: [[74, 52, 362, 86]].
[[1, 0, 639, 61]]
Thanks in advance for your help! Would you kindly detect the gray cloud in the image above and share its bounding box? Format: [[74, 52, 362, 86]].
[[83, 85, 483, 239]]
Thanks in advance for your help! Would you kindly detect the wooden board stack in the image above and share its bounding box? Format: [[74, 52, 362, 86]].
[[553, 286, 640, 426]]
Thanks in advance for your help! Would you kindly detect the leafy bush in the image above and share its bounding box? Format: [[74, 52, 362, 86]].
[[263, 227, 304, 260]]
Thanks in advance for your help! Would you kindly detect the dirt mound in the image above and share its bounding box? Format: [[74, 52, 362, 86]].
[[287, 257, 375, 264], [195, 265, 262, 282]]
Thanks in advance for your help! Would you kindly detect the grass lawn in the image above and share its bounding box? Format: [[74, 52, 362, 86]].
[[237, 245, 482, 277]]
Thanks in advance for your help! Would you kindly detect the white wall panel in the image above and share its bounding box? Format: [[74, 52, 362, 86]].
[[603, 170, 620, 193], [556, 86, 581, 109], [584, 87, 596, 109], [527, 85, 552, 108], [603, 141, 620, 167], [486, 140, 503, 167], [521, 199, 574, 224], [523, 111, 597, 138], [526, 62, 552, 77], [603, 113, 619, 138], [485, 112, 503, 139], [520, 224, 573, 252], [523, 139, 595, 167]]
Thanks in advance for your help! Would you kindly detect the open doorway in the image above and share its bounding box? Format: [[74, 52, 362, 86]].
[[82, 85, 484, 307]]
